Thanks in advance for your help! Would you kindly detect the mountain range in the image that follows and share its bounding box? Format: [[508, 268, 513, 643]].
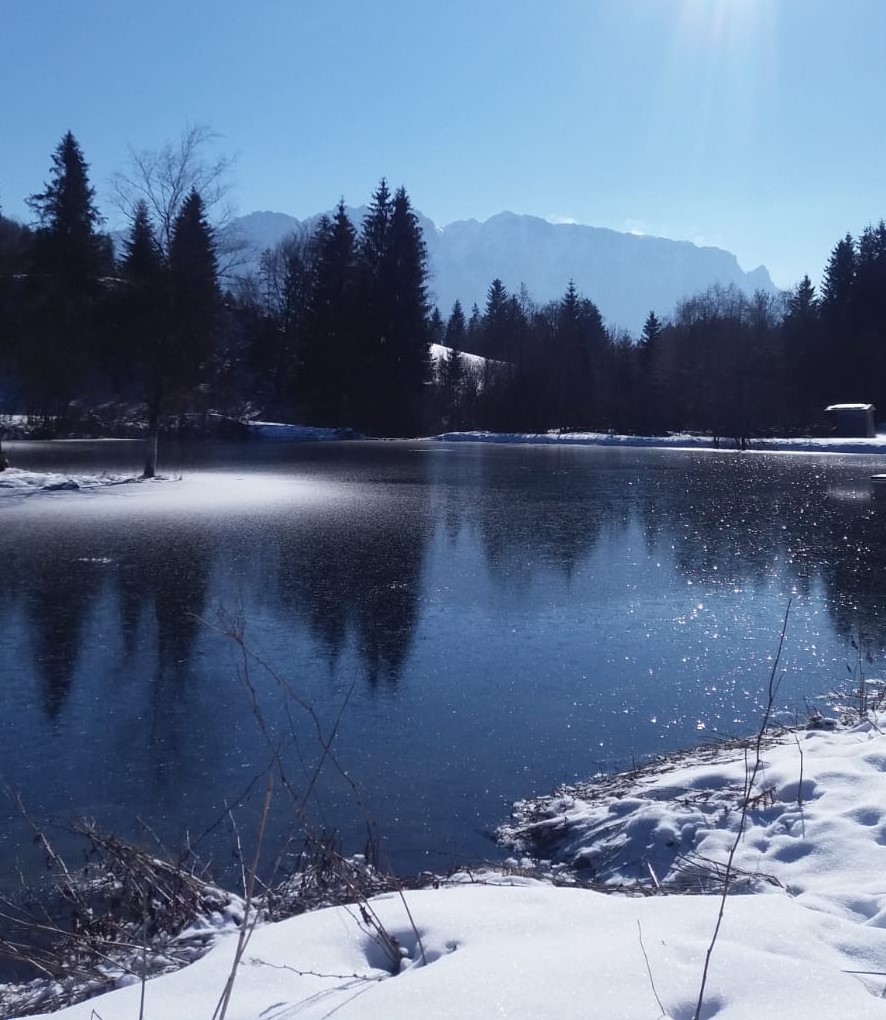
[[231, 208, 778, 336]]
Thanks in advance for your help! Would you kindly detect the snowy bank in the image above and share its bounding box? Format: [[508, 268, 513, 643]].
[[12, 877, 886, 1020], [245, 420, 355, 441], [433, 429, 886, 455], [0, 468, 163, 497], [13, 715, 886, 1019]]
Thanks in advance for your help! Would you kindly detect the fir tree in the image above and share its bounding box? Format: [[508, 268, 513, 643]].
[[167, 187, 220, 389], [118, 201, 167, 473], [27, 131, 108, 284], [24, 132, 109, 415], [300, 203, 359, 425], [355, 181, 430, 435], [441, 300, 467, 427]]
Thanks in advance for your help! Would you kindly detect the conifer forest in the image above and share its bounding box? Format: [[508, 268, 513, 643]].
[[3, 131, 886, 440]]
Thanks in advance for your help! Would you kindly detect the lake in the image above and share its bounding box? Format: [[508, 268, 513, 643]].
[[1, 439, 884, 885]]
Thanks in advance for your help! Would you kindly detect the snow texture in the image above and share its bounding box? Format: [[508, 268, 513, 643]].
[[16, 715, 886, 1019], [432, 429, 886, 456], [0, 468, 153, 497]]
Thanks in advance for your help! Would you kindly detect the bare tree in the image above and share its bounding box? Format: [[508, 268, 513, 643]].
[[111, 123, 245, 271]]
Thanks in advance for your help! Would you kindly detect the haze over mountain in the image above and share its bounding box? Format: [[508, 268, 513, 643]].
[[233, 208, 778, 337]]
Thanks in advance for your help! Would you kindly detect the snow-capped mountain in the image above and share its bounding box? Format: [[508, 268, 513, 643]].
[[231, 209, 778, 336]]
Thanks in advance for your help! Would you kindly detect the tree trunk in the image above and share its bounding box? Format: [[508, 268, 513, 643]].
[[143, 407, 159, 478], [0, 439, 7, 471]]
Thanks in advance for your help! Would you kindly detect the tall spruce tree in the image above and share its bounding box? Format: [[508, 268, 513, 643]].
[[546, 280, 599, 429], [783, 275, 823, 419], [355, 181, 430, 435], [167, 188, 220, 390], [637, 310, 663, 433], [441, 300, 467, 427], [384, 186, 431, 434], [118, 200, 167, 474], [820, 232, 862, 402], [25, 132, 109, 415], [300, 203, 359, 425]]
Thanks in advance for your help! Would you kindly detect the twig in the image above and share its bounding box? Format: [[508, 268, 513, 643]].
[[637, 919, 666, 1017], [212, 776, 273, 1020], [693, 598, 791, 1020]]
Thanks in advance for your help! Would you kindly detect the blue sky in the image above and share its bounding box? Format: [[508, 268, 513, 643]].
[[2, 0, 885, 290]]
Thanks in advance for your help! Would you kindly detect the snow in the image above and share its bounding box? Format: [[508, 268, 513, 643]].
[[246, 421, 353, 441], [16, 714, 886, 1020], [432, 429, 886, 455], [429, 343, 493, 373], [0, 467, 153, 497]]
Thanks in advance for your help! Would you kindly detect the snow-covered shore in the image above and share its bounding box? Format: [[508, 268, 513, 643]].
[[0, 467, 155, 497], [433, 429, 886, 455], [12, 713, 886, 1019]]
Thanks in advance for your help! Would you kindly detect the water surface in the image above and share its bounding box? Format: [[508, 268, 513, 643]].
[[1, 439, 883, 881]]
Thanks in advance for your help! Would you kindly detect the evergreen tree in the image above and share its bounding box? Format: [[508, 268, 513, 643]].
[[0, 208, 31, 408], [429, 306, 445, 347], [639, 311, 662, 354], [354, 181, 430, 435], [117, 201, 167, 472], [545, 281, 605, 429], [637, 310, 663, 433], [441, 300, 467, 428], [820, 233, 856, 312], [820, 232, 869, 403], [481, 279, 510, 361], [383, 185, 431, 434], [24, 132, 109, 415], [300, 204, 359, 425], [167, 187, 220, 389], [853, 222, 886, 411], [782, 275, 822, 421], [27, 131, 108, 284], [466, 303, 482, 352], [248, 231, 314, 415]]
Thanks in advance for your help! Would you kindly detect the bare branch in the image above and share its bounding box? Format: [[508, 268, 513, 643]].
[[110, 123, 236, 253]]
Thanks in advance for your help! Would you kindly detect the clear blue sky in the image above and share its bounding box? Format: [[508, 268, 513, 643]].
[[3, 0, 885, 290]]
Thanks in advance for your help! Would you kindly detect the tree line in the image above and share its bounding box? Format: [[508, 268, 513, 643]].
[[2, 129, 886, 444]]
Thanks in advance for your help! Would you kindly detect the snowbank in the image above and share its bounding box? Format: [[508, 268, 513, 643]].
[[0, 468, 156, 497], [15, 715, 886, 1019], [246, 421, 355, 441], [14, 879, 886, 1019], [433, 429, 886, 455]]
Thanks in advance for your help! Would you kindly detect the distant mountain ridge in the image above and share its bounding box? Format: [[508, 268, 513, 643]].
[[232, 208, 777, 336]]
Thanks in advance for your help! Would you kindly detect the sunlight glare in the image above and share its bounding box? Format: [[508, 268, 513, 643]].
[[677, 0, 766, 49]]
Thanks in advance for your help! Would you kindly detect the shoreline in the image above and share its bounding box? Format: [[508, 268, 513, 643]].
[[6, 708, 886, 1018]]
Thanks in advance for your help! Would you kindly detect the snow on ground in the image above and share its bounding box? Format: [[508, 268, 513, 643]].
[[246, 421, 354, 440], [0, 467, 155, 497], [433, 429, 886, 455], [18, 714, 886, 1019], [429, 343, 494, 373]]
